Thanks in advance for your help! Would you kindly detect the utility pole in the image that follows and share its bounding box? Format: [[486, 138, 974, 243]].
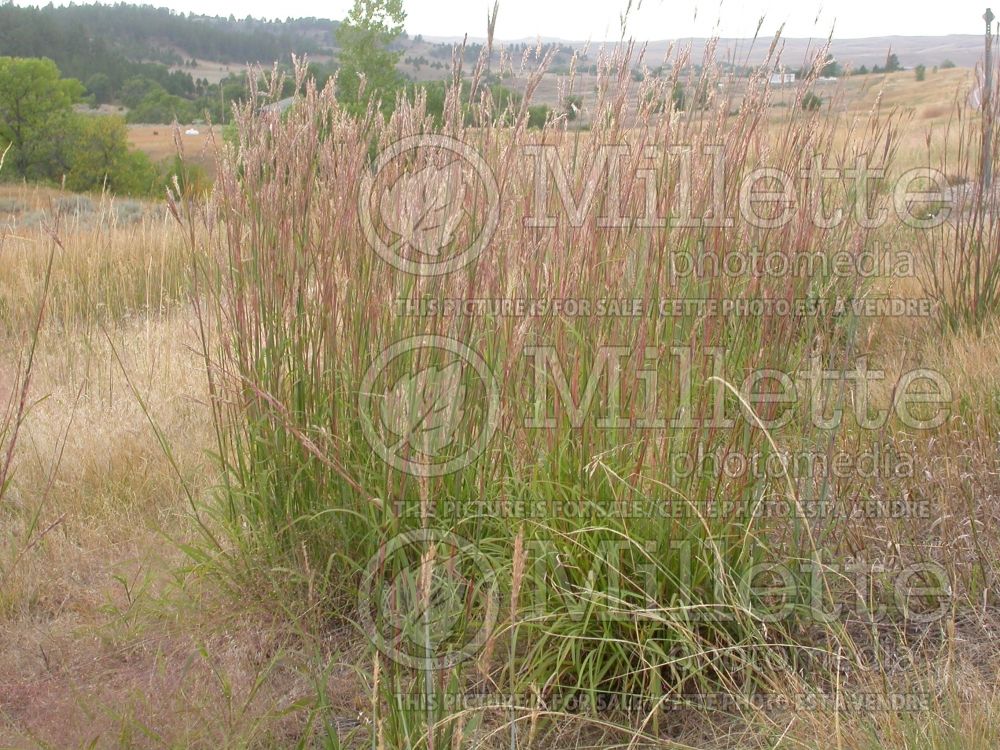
[[984, 8, 995, 192], [486, 0, 499, 82]]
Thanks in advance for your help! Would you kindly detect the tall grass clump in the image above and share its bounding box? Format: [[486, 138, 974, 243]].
[[189, 37, 902, 741], [916, 53, 1000, 334], [0, 191, 54, 607]]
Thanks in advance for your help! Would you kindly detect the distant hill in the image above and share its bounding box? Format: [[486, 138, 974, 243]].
[[423, 34, 988, 70], [0, 3, 344, 121], [0, 3, 988, 126], [0, 4, 337, 68]]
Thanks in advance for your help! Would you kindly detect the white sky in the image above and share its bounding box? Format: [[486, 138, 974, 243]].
[[13, 0, 997, 40]]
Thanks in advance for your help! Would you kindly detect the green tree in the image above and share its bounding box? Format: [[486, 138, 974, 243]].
[[527, 104, 551, 129], [915, 64, 927, 82], [802, 91, 823, 111], [336, 0, 406, 112], [672, 81, 687, 111], [820, 55, 842, 78], [121, 76, 161, 108], [66, 115, 157, 194], [0, 57, 83, 179], [85, 73, 113, 104], [126, 89, 196, 124]]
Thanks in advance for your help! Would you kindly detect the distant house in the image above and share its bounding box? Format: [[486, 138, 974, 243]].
[[769, 71, 797, 86]]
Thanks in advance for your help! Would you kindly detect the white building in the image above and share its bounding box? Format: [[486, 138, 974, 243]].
[[769, 71, 797, 86]]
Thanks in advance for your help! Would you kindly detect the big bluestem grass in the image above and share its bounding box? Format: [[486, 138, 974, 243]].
[[915, 51, 1000, 335], [186, 36, 904, 742]]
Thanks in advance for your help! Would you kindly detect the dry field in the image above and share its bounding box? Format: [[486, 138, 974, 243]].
[[1, 52, 999, 750], [126, 125, 223, 173]]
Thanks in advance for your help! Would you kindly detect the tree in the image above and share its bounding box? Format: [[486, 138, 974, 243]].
[[941, 59, 957, 69], [672, 81, 687, 111], [121, 77, 161, 108], [85, 73, 113, 104], [65, 115, 157, 194], [335, 0, 406, 112], [527, 104, 551, 130], [915, 64, 927, 82], [820, 55, 842, 78], [802, 92, 823, 111], [0, 57, 83, 178], [884, 53, 901, 73]]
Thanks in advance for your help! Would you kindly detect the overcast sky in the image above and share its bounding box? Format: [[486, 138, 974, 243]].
[[14, 0, 997, 40]]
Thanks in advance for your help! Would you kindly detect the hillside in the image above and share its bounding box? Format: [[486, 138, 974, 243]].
[[425, 34, 987, 70], [0, 4, 337, 66]]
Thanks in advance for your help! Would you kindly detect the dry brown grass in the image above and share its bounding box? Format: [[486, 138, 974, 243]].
[[127, 124, 222, 172]]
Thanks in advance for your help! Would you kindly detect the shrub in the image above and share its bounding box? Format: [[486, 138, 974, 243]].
[[160, 155, 209, 198], [527, 103, 551, 129], [802, 91, 823, 111], [65, 116, 159, 196], [0, 198, 24, 214], [112, 199, 144, 225], [17, 210, 47, 228], [53, 195, 95, 216]]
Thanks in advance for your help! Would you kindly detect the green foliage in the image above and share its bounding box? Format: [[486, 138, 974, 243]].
[[802, 91, 823, 111], [406, 80, 527, 129], [527, 103, 551, 129], [65, 116, 158, 195], [873, 53, 902, 74], [126, 87, 197, 124], [915, 64, 927, 82], [0, 57, 83, 179], [161, 155, 210, 198], [336, 0, 407, 113], [85, 72, 113, 104], [121, 77, 162, 108], [941, 59, 957, 69], [820, 54, 842, 77], [0, 57, 175, 196], [0, 4, 329, 123], [0, 4, 329, 78], [672, 81, 687, 111]]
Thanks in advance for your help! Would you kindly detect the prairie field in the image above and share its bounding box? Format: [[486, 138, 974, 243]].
[[126, 125, 223, 172], [1, 43, 1000, 750]]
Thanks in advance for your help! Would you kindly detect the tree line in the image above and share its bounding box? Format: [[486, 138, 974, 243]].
[[0, 57, 206, 197], [0, 3, 333, 115]]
